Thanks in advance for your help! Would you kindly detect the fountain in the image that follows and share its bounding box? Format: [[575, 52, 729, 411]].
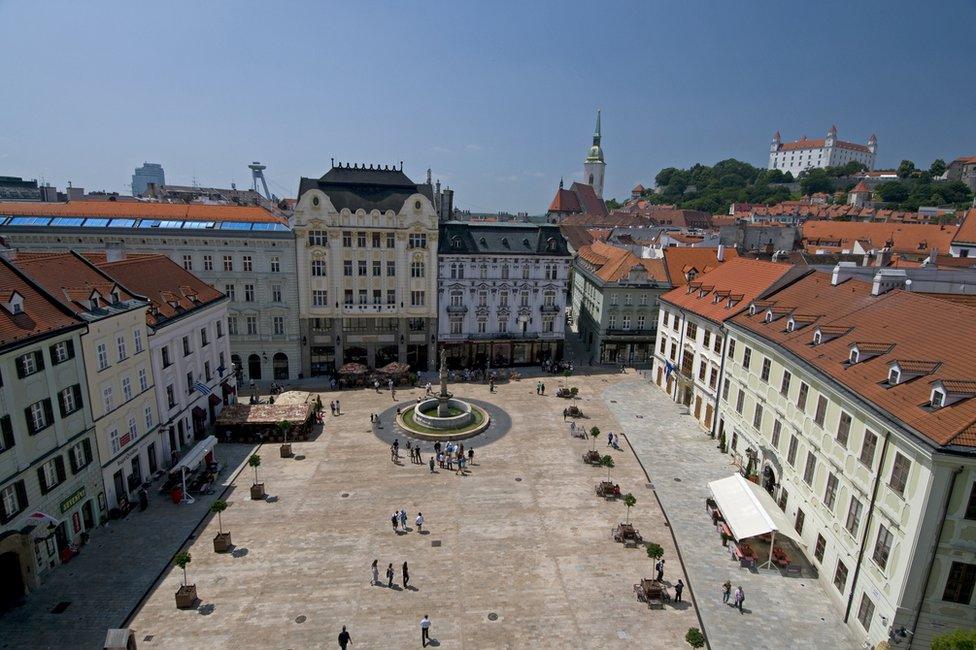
[[396, 350, 491, 440]]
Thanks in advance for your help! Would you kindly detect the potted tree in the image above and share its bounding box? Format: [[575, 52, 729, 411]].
[[583, 427, 601, 464], [601, 454, 615, 482], [623, 493, 637, 524], [598, 455, 618, 498], [685, 628, 705, 648], [173, 551, 196, 608], [249, 454, 265, 500], [646, 542, 664, 567], [211, 500, 231, 552], [278, 420, 293, 458]]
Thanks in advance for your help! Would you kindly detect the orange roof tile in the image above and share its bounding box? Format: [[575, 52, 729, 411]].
[[0, 200, 286, 224], [801, 220, 958, 255], [951, 208, 976, 245], [577, 241, 667, 283], [13, 252, 140, 316], [660, 247, 738, 287], [548, 188, 581, 213], [0, 258, 81, 348]]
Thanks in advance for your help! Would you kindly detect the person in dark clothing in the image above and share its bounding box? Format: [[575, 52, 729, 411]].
[[386, 563, 394, 587], [402, 561, 410, 588], [338, 625, 351, 649], [674, 579, 684, 602]]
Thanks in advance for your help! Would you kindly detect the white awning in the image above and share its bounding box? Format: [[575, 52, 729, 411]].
[[707, 474, 777, 541], [169, 435, 217, 475]]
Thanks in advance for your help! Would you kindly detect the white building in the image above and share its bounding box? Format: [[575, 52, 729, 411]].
[[769, 126, 876, 177], [584, 110, 606, 199], [437, 223, 571, 367], [91, 253, 235, 462], [0, 201, 301, 382]]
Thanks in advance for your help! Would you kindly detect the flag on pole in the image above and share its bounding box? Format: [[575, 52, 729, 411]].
[[194, 381, 212, 395], [664, 361, 676, 378]]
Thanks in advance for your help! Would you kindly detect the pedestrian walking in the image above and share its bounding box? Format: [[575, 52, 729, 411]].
[[402, 561, 410, 588], [391, 512, 399, 532], [734, 585, 744, 612], [656, 559, 665, 582], [606, 431, 613, 447], [387, 563, 395, 588], [420, 615, 431, 647], [722, 580, 731, 603], [428, 457, 435, 473], [338, 625, 351, 649], [374, 379, 381, 393], [330, 400, 336, 416], [415, 512, 424, 533], [399, 509, 408, 530], [467, 447, 474, 464], [336, 400, 341, 415], [371, 559, 379, 585], [674, 579, 684, 603]]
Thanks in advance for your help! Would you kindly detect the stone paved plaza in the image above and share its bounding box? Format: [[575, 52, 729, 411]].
[[605, 375, 859, 650]]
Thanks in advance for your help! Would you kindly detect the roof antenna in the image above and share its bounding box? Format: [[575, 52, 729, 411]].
[[399, 161, 403, 171], [331, 157, 335, 167]]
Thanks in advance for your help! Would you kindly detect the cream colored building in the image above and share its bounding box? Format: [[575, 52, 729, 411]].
[[717, 271, 976, 647], [293, 164, 439, 375], [16, 253, 159, 512]]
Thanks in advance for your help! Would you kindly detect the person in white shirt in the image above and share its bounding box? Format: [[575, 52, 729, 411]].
[[415, 512, 424, 533], [420, 615, 431, 647]]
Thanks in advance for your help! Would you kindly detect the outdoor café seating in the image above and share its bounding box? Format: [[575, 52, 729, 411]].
[[633, 578, 669, 609], [582, 449, 601, 464], [596, 481, 621, 499], [613, 522, 642, 545]]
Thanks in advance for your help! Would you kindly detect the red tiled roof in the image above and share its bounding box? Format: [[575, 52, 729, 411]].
[[801, 220, 958, 256], [951, 208, 976, 245], [88, 254, 225, 327], [577, 241, 667, 283], [658, 258, 795, 324], [660, 247, 737, 287], [0, 200, 286, 224], [777, 138, 870, 153], [548, 188, 581, 213], [952, 156, 976, 165], [851, 181, 871, 194], [0, 258, 81, 348], [14, 252, 140, 316], [732, 272, 976, 448], [570, 182, 609, 217]]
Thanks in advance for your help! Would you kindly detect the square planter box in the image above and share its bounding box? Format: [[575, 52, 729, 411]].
[[175, 584, 197, 609], [213, 531, 232, 553], [280, 443, 292, 458], [250, 483, 266, 500]]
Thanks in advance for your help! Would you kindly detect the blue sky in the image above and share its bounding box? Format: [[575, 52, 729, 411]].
[[2, 0, 975, 212]]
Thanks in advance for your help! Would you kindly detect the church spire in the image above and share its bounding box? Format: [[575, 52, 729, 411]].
[[593, 109, 602, 147]]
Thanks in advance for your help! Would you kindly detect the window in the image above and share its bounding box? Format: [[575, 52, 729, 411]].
[[186, 371, 194, 395], [182, 335, 192, 356], [37, 457, 65, 494], [51, 340, 74, 364], [203, 255, 213, 271], [663, 312, 670, 327], [96, 343, 109, 370], [411, 291, 425, 307], [846, 497, 863, 537], [608, 315, 616, 330], [872, 524, 893, 570], [742, 347, 751, 369], [409, 233, 427, 249], [271, 284, 282, 303], [686, 322, 697, 340], [109, 427, 121, 454], [0, 481, 27, 523], [522, 265, 529, 279], [144, 405, 154, 430], [16, 350, 43, 377], [358, 289, 367, 305], [659, 338, 667, 354], [760, 358, 771, 381], [771, 419, 782, 448], [477, 319, 487, 334], [114, 335, 126, 362], [478, 291, 488, 307], [273, 316, 285, 336], [814, 395, 827, 427], [372, 232, 381, 247], [498, 319, 508, 333], [722, 378, 730, 401], [342, 261, 352, 277], [780, 371, 791, 397], [794, 508, 805, 535], [344, 290, 353, 305], [942, 562, 976, 604], [735, 389, 744, 414], [204, 361, 211, 382], [697, 361, 706, 381], [501, 264, 509, 279], [752, 404, 763, 430], [133, 329, 143, 353], [69, 439, 92, 473], [797, 382, 809, 410], [450, 319, 462, 335], [244, 284, 255, 302], [803, 452, 816, 485], [727, 339, 735, 358], [814, 534, 826, 563], [313, 290, 328, 307], [241, 255, 252, 272], [223, 255, 233, 272], [787, 435, 799, 466], [966, 482, 976, 520], [387, 261, 396, 276], [836, 412, 851, 447], [834, 560, 848, 593], [225, 284, 236, 301], [387, 232, 395, 248], [639, 315, 646, 330], [342, 231, 352, 247], [165, 385, 175, 408], [246, 316, 258, 335], [357, 232, 366, 247], [889, 453, 911, 495], [357, 261, 367, 276], [777, 486, 789, 511], [270, 256, 280, 272], [182, 254, 193, 270], [824, 472, 838, 509], [216, 320, 224, 339], [308, 231, 327, 247], [520, 291, 529, 307], [122, 376, 132, 401], [856, 594, 875, 631], [312, 260, 326, 276], [227, 316, 238, 336], [138, 367, 148, 391], [702, 330, 710, 348]]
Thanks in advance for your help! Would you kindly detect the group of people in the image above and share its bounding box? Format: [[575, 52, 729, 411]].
[[722, 580, 746, 612], [389, 508, 424, 534], [374, 378, 398, 400], [337, 616, 433, 649], [371, 558, 411, 589], [328, 400, 342, 416], [605, 431, 621, 449], [535, 380, 547, 395], [433, 440, 473, 475]]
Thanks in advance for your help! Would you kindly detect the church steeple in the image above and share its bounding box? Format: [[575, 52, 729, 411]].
[[583, 109, 606, 199], [586, 109, 604, 163]]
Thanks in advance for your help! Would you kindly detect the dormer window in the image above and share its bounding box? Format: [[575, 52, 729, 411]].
[[888, 367, 901, 385], [931, 389, 946, 408], [111, 290, 122, 305], [813, 330, 823, 345], [546, 237, 556, 252], [4, 291, 24, 315], [748, 303, 758, 316], [451, 236, 461, 249], [786, 318, 796, 332], [849, 348, 859, 364]]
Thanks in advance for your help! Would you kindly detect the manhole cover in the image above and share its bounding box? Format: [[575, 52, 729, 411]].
[[341, 493, 349, 498], [673, 477, 682, 482], [610, 400, 617, 403], [431, 540, 442, 547], [515, 477, 522, 482], [143, 635, 154, 642], [295, 615, 307, 624], [51, 601, 70, 614], [487, 612, 498, 621]]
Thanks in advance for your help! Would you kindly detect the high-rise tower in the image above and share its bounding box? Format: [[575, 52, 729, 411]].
[[583, 109, 605, 199]]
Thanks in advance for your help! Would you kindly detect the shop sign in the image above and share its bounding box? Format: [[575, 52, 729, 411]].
[[59, 486, 86, 514]]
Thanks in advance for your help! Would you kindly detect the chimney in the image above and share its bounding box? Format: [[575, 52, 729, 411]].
[[831, 261, 859, 285], [872, 269, 907, 296], [716, 244, 725, 262], [105, 242, 125, 263]]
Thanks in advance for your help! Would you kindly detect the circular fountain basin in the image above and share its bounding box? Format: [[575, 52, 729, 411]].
[[414, 398, 473, 429], [397, 398, 491, 440]]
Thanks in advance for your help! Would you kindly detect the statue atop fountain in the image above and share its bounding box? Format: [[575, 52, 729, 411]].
[[437, 348, 453, 416]]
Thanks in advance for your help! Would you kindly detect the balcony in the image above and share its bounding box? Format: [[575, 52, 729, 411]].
[[446, 304, 468, 314], [341, 303, 398, 315], [605, 328, 655, 337], [540, 305, 561, 314]]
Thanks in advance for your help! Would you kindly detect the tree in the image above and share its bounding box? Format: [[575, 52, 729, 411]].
[[930, 158, 948, 177], [799, 169, 833, 195], [623, 493, 637, 524], [277, 420, 292, 443], [605, 198, 622, 210], [601, 455, 614, 481], [210, 500, 227, 535], [646, 542, 664, 563], [589, 426, 600, 450], [875, 181, 910, 203], [173, 551, 192, 586], [249, 454, 261, 485], [897, 159, 916, 179], [685, 628, 705, 648], [931, 628, 976, 650], [655, 167, 680, 188]]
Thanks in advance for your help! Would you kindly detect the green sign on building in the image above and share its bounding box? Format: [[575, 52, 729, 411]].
[[60, 486, 86, 514]]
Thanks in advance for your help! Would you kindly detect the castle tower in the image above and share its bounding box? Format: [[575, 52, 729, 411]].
[[583, 109, 606, 199]]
